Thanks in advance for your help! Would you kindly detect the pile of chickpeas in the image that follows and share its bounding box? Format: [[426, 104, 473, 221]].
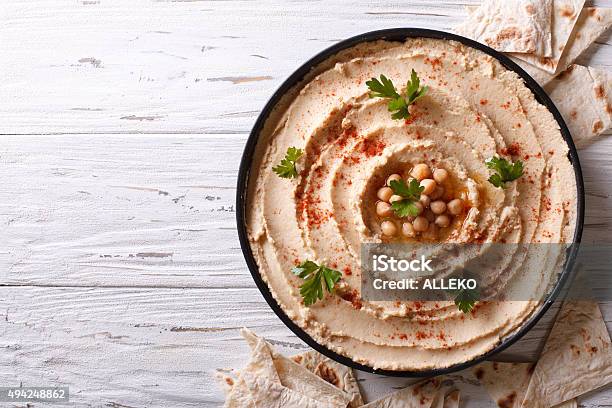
[[375, 163, 465, 240]]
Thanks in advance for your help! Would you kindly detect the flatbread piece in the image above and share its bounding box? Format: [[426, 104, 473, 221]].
[[456, 0, 553, 56], [521, 301, 612, 407], [545, 64, 612, 148]]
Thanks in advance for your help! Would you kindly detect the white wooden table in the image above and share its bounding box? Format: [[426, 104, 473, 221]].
[[1, 1, 611, 406]]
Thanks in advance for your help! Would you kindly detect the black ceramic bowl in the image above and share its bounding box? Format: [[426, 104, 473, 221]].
[[236, 28, 585, 377]]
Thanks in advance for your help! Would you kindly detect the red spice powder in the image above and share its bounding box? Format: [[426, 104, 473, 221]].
[[415, 331, 429, 340], [405, 110, 424, 125], [297, 193, 331, 228], [501, 142, 521, 156], [359, 138, 386, 157], [340, 290, 363, 310], [424, 56, 443, 69]]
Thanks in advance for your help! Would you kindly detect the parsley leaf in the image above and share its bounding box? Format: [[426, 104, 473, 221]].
[[273, 147, 303, 179], [388, 179, 425, 218], [388, 97, 409, 120], [444, 272, 479, 314], [366, 74, 400, 99], [366, 70, 428, 120], [485, 156, 524, 188], [406, 69, 428, 104], [292, 260, 342, 306], [389, 179, 423, 200], [453, 287, 479, 314], [391, 200, 422, 218]]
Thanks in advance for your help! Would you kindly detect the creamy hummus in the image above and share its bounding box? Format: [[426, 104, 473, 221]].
[[245, 38, 577, 371]]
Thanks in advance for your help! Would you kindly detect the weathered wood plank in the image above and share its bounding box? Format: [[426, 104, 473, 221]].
[[0, 286, 610, 407], [1, 0, 611, 134], [2, 135, 612, 287], [1, 135, 245, 288]]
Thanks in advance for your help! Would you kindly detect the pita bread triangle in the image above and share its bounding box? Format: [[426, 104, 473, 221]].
[[465, 7, 612, 86], [455, 0, 553, 56], [510, 0, 586, 73], [521, 301, 612, 407], [544, 64, 612, 148]]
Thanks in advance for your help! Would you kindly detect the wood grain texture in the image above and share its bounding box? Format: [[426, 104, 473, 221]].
[[0, 0, 611, 135], [0, 286, 610, 406], [1, 0, 612, 406]]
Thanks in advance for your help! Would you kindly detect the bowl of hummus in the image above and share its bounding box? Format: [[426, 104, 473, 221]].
[[236, 28, 584, 376]]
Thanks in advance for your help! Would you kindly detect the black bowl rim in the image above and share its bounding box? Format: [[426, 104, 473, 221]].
[[235, 28, 585, 377]]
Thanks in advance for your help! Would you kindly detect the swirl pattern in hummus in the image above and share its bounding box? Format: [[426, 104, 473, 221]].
[[246, 38, 578, 371]]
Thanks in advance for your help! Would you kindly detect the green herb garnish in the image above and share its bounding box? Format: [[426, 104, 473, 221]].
[[486, 156, 524, 188], [292, 260, 342, 306], [389, 178, 425, 217], [453, 287, 479, 314], [273, 147, 303, 179], [366, 70, 428, 120]]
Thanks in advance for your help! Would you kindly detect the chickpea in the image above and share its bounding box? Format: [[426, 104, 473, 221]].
[[381, 220, 398, 236], [377, 187, 393, 202], [433, 168, 449, 184], [376, 201, 393, 217], [420, 179, 437, 195], [401, 222, 416, 238], [430, 186, 444, 200], [435, 214, 451, 228], [430, 200, 447, 215], [412, 216, 429, 232], [410, 163, 432, 181], [419, 194, 431, 208], [447, 199, 465, 216], [413, 201, 424, 216], [389, 195, 403, 203], [422, 223, 439, 240], [424, 209, 436, 222], [386, 174, 402, 186]]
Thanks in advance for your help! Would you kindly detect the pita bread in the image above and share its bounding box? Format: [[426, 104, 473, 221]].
[[472, 361, 534, 407], [470, 7, 612, 86], [521, 301, 612, 407], [556, 8, 612, 66], [241, 371, 342, 408], [431, 383, 460, 408], [292, 350, 364, 407], [455, 0, 553, 55], [240, 328, 351, 407], [472, 361, 581, 407], [544, 64, 612, 148], [243, 332, 281, 380], [217, 370, 257, 408], [511, 0, 586, 73], [361, 378, 441, 408], [443, 390, 460, 408]]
